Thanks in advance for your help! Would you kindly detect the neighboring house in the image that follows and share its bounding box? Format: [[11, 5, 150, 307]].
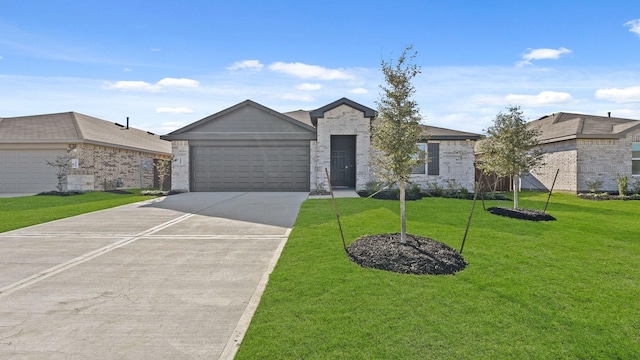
[[161, 98, 481, 193], [0, 112, 172, 193], [522, 112, 640, 193]]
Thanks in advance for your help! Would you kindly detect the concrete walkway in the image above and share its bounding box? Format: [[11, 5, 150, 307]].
[[0, 192, 308, 359]]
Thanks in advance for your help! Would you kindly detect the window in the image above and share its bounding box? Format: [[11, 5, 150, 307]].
[[633, 143, 640, 175], [412, 142, 439, 175]]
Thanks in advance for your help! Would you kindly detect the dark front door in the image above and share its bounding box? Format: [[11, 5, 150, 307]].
[[330, 135, 356, 187]]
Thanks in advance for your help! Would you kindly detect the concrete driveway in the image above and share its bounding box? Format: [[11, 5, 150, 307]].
[[0, 192, 308, 359]]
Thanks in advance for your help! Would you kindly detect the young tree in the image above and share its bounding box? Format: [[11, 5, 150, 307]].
[[477, 106, 544, 209], [372, 45, 423, 243], [154, 158, 172, 191], [45, 155, 72, 193]]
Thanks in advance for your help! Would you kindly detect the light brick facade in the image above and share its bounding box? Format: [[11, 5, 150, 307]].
[[67, 144, 171, 191], [526, 129, 640, 193], [312, 104, 372, 191], [409, 140, 477, 191], [170, 141, 190, 191]]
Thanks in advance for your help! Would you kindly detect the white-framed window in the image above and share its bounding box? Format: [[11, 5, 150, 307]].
[[633, 143, 640, 176], [412, 142, 439, 175]]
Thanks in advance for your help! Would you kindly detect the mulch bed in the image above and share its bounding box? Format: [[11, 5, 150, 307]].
[[487, 207, 556, 221], [347, 233, 467, 275]]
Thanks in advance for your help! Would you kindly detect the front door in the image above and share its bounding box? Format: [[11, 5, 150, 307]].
[[330, 135, 356, 187]]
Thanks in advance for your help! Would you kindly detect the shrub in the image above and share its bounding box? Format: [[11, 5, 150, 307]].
[[424, 181, 444, 197], [616, 174, 629, 196], [406, 182, 422, 198], [585, 178, 604, 193], [631, 179, 640, 195]]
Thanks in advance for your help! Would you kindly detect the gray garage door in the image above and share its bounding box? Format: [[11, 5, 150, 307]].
[[0, 149, 66, 193], [191, 146, 310, 191]]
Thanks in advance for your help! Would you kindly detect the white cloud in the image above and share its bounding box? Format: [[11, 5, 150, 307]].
[[625, 19, 640, 37], [296, 83, 322, 91], [124, 68, 132, 72], [106, 77, 199, 92], [156, 107, 195, 114], [505, 91, 573, 106], [107, 80, 159, 92], [278, 93, 315, 102], [518, 47, 572, 66], [157, 77, 200, 88], [349, 87, 368, 94], [269, 62, 354, 80], [595, 86, 640, 103], [227, 60, 264, 71], [0, 55, 3, 60]]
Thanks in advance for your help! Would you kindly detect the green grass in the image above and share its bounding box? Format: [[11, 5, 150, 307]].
[[0, 190, 154, 233], [236, 192, 640, 359]]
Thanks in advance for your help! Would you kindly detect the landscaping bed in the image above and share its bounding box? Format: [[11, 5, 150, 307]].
[[347, 233, 467, 275]]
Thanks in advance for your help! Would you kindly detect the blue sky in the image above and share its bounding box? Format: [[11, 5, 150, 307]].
[[1, 0, 640, 135]]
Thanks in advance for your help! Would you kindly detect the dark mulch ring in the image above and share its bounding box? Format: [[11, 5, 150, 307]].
[[487, 207, 556, 221], [347, 233, 467, 275]]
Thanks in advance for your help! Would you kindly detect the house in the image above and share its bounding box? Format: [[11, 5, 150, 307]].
[[0, 112, 172, 193], [161, 98, 481, 193], [522, 112, 640, 193]]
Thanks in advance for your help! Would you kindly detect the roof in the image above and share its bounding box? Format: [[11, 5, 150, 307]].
[[309, 97, 376, 127], [0, 112, 171, 154], [161, 99, 317, 141], [420, 124, 482, 141], [282, 110, 314, 127], [530, 112, 640, 143]]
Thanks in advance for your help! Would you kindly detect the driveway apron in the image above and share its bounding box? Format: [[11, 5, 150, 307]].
[[0, 192, 308, 359]]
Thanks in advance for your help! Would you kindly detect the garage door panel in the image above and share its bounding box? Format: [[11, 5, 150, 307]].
[[191, 145, 309, 191], [0, 149, 67, 193]]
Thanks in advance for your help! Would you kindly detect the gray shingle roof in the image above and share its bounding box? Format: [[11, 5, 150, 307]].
[[419, 124, 481, 140], [530, 112, 640, 143], [0, 112, 171, 154]]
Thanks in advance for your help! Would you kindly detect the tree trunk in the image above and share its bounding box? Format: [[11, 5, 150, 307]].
[[399, 181, 407, 243], [513, 174, 519, 209]]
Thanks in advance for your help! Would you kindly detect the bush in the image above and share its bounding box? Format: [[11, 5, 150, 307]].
[[617, 174, 628, 196], [424, 181, 444, 197], [585, 178, 604, 193], [631, 179, 640, 195]]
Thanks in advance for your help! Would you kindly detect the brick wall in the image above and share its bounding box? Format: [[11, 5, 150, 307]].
[[68, 144, 170, 190], [528, 140, 578, 192], [170, 140, 190, 191], [409, 140, 477, 191], [314, 104, 371, 191], [576, 129, 640, 192], [526, 129, 640, 193]]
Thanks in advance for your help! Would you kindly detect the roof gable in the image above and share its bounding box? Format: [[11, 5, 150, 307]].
[[162, 100, 316, 141], [309, 97, 376, 127]]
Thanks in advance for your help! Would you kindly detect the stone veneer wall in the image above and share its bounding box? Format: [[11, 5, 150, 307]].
[[68, 144, 170, 190], [313, 104, 371, 191], [409, 140, 477, 191], [170, 140, 190, 191], [528, 140, 578, 192]]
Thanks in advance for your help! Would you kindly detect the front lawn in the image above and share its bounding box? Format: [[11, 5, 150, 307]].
[[0, 190, 154, 233], [236, 192, 640, 359]]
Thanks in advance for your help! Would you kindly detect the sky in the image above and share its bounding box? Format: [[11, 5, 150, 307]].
[[1, 0, 640, 135]]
